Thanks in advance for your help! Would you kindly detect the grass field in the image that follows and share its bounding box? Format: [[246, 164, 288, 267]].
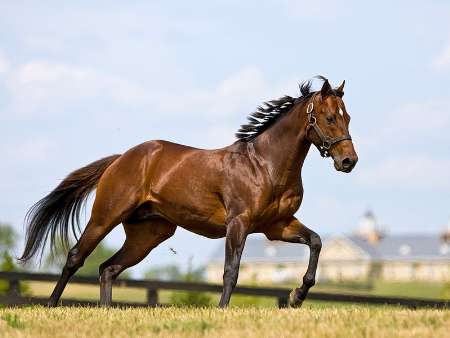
[[0, 305, 449, 338], [313, 280, 449, 300]]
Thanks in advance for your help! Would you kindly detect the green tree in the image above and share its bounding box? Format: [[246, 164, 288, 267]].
[[0, 222, 19, 273], [0, 222, 29, 294], [0, 223, 17, 253]]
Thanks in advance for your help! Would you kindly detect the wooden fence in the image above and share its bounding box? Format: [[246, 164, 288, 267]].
[[0, 271, 448, 309]]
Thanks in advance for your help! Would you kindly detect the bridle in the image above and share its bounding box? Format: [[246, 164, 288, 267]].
[[305, 98, 352, 158]]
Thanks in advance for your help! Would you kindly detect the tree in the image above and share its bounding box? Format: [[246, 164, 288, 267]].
[[0, 222, 29, 294], [0, 222, 19, 272], [0, 222, 17, 253]]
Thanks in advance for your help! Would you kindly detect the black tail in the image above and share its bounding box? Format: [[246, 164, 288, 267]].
[[19, 154, 121, 263]]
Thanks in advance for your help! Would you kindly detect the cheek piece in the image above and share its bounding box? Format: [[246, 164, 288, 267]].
[[305, 101, 352, 158]]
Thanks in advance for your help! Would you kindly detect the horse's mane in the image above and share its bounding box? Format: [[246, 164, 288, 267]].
[[235, 76, 329, 141]]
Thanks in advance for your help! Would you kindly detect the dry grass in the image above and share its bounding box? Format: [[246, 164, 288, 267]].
[[0, 305, 448, 338]]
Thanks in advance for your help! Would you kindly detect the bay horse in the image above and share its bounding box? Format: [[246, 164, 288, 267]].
[[20, 76, 358, 308]]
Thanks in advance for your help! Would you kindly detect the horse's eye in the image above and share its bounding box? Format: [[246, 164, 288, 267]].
[[326, 116, 335, 124]]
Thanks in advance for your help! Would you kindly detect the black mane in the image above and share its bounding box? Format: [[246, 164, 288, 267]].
[[235, 78, 320, 141]]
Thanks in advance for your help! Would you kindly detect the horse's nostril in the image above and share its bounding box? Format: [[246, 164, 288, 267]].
[[342, 157, 354, 169]]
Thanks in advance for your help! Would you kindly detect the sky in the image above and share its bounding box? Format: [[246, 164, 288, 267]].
[[1, 1, 450, 276]]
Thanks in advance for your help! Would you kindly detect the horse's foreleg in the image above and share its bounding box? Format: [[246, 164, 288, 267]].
[[264, 217, 322, 308], [218, 215, 249, 308], [98, 219, 176, 307]]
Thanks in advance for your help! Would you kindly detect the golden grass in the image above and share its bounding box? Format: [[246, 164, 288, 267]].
[[0, 306, 448, 338], [27, 282, 148, 303]]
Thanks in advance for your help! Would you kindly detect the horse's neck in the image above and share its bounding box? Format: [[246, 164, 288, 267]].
[[252, 103, 311, 187]]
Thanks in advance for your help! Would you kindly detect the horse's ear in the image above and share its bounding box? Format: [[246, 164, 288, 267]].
[[336, 80, 345, 97], [320, 78, 333, 98]]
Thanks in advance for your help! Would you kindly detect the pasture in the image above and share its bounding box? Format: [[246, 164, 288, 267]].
[[1, 305, 449, 338]]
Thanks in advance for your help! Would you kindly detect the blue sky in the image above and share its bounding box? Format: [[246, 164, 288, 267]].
[[1, 1, 449, 275]]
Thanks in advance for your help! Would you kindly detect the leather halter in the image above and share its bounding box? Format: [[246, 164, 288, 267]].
[[306, 99, 352, 158]]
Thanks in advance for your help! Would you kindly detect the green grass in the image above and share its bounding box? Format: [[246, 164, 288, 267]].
[[311, 280, 449, 300], [1, 313, 25, 329], [371, 280, 446, 299], [0, 306, 448, 337]]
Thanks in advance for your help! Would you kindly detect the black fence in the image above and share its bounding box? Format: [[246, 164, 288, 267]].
[[0, 271, 448, 309]]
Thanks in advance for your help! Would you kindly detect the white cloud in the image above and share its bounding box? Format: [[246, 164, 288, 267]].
[[387, 99, 450, 134], [0, 51, 9, 74], [358, 156, 450, 190], [0, 138, 56, 180], [433, 43, 450, 71], [6, 60, 148, 116], [351, 97, 450, 192], [4, 60, 282, 122], [197, 66, 269, 116], [152, 66, 279, 117], [358, 98, 450, 155]]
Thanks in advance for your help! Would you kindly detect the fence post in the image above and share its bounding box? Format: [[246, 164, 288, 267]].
[[8, 279, 21, 300], [277, 296, 288, 308], [147, 288, 158, 307]]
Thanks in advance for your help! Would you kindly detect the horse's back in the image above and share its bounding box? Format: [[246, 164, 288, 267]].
[[94, 139, 228, 235]]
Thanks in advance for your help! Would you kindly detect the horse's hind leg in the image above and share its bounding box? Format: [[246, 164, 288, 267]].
[[264, 217, 322, 308], [48, 183, 140, 306], [98, 218, 177, 306], [47, 216, 120, 307]]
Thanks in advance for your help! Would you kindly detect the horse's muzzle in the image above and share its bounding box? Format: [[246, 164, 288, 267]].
[[334, 156, 358, 173]]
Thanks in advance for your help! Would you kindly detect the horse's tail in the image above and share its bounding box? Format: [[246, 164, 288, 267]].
[[19, 154, 121, 263]]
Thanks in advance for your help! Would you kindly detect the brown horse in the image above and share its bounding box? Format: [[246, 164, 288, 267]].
[[20, 76, 357, 308]]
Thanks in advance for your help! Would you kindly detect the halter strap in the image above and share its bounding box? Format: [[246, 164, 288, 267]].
[[306, 100, 352, 158]]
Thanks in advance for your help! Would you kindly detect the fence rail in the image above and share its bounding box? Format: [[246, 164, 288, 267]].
[[0, 271, 448, 309]]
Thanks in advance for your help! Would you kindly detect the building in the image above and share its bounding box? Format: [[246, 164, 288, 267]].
[[206, 212, 450, 283]]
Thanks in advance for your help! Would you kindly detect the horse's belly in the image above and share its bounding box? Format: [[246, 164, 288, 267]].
[[150, 192, 227, 238], [178, 222, 227, 239]]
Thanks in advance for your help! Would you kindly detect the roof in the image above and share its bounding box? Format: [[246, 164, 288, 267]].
[[209, 234, 450, 263], [346, 234, 450, 261]]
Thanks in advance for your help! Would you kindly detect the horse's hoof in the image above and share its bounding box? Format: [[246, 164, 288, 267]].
[[288, 288, 304, 308]]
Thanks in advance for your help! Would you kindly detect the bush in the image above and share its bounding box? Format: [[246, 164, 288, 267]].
[[146, 258, 212, 307], [170, 291, 212, 307]]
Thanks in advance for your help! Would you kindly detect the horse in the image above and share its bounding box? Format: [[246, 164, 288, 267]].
[[20, 76, 358, 308]]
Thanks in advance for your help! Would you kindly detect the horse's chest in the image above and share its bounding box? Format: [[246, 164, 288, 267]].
[[258, 188, 302, 223], [277, 192, 302, 218]]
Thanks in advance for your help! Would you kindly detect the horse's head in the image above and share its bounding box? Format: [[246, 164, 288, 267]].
[[306, 78, 358, 173]]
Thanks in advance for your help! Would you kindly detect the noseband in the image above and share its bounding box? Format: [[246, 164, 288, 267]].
[[306, 101, 352, 158]]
